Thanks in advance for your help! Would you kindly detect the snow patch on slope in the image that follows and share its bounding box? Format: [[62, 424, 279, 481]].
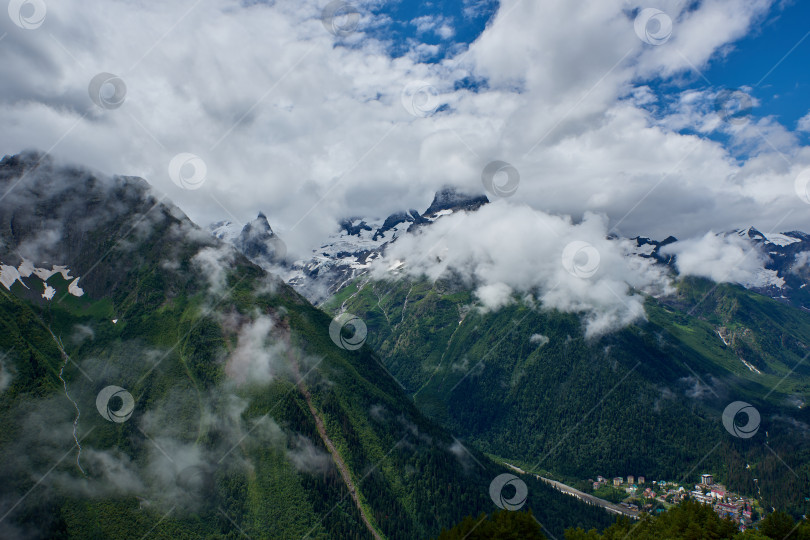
[[736, 226, 802, 247], [0, 260, 84, 299], [209, 220, 242, 243], [761, 233, 801, 247]]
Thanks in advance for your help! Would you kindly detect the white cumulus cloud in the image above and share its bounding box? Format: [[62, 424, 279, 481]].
[[371, 203, 672, 337], [0, 0, 806, 258], [661, 232, 779, 288]]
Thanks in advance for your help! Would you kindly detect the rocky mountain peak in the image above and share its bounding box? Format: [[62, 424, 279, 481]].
[[422, 186, 489, 217], [1, 150, 51, 170], [339, 218, 373, 236], [374, 209, 428, 240], [244, 212, 273, 233], [235, 212, 286, 264]]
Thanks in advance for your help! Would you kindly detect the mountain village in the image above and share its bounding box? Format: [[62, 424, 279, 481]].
[[589, 473, 758, 530]]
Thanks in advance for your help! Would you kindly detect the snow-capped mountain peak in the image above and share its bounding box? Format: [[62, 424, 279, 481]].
[[209, 191, 810, 312], [422, 186, 489, 218], [734, 226, 803, 247], [208, 187, 492, 304], [208, 213, 287, 267]]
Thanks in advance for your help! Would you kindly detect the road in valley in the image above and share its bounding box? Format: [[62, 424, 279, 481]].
[[503, 463, 640, 520], [539, 476, 640, 519]]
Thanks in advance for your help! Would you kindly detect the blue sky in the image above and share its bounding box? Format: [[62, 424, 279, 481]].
[[367, 0, 809, 133], [364, 0, 498, 61], [698, 0, 809, 131]]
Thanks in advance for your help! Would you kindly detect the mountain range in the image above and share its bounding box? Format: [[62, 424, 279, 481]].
[[211, 184, 810, 519], [0, 153, 614, 539], [211, 188, 810, 313], [2, 151, 809, 539]]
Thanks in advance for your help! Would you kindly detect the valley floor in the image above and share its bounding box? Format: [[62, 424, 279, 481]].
[[501, 463, 640, 520]]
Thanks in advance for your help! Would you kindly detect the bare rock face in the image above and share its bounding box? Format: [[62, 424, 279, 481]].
[[422, 186, 489, 218], [0, 152, 208, 299], [235, 212, 287, 266]]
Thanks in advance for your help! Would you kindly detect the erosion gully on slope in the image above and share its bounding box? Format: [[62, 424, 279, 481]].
[[287, 346, 384, 540], [48, 326, 85, 476]]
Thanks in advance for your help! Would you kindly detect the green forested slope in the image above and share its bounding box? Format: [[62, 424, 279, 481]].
[[439, 500, 810, 540], [327, 275, 810, 516], [0, 156, 613, 539]]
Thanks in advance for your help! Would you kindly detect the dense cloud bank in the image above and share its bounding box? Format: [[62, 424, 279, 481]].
[[1, 0, 808, 259], [371, 204, 672, 337]]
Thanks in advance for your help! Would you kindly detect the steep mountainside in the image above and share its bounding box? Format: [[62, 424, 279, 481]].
[[204, 173, 810, 518], [0, 153, 612, 539], [326, 272, 810, 516]]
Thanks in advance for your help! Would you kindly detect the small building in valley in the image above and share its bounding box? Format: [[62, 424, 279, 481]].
[[701, 474, 714, 486]]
